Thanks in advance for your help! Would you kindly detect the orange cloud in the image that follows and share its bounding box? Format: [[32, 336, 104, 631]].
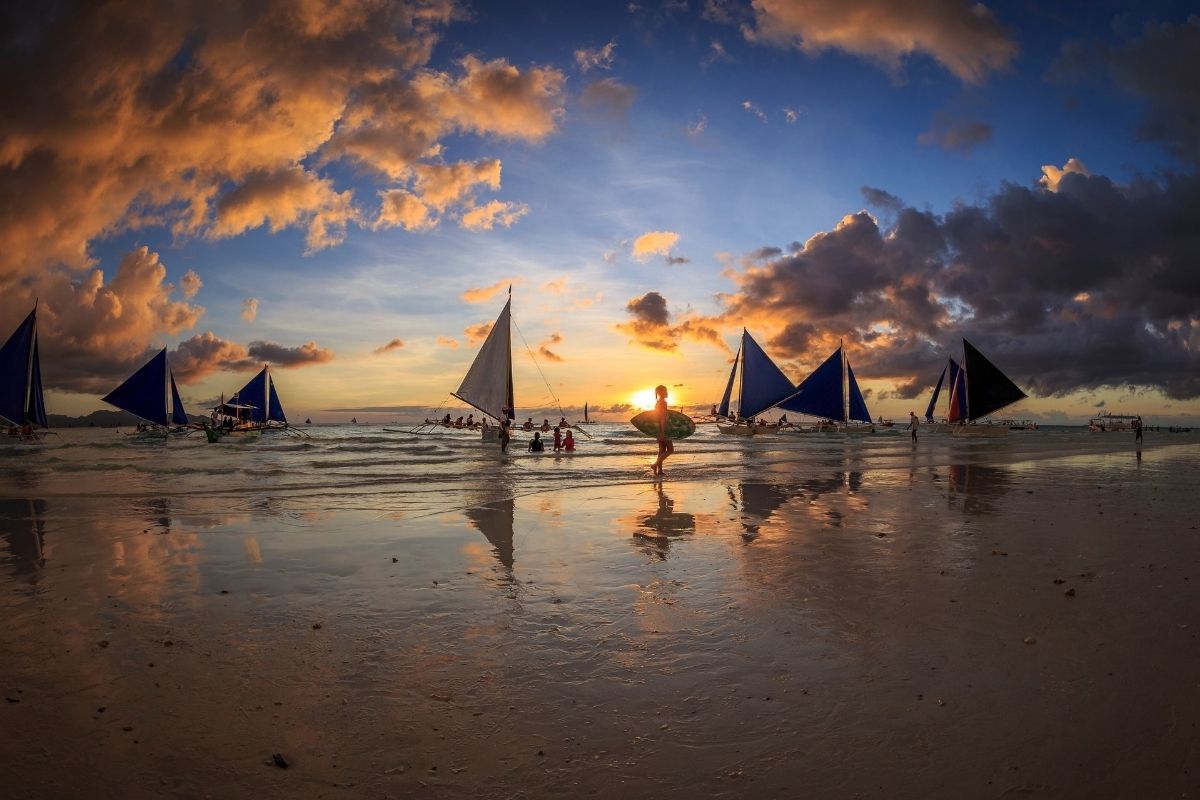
[[464, 321, 494, 344], [1039, 158, 1090, 192], [632, 231, 681, 261], [374, 338, 405, 354], [436, 336, 459, 349], [460, 199, 528, 231], [460, 279, 513, 304], [538, 332, 564, 362], [413, 159, 502, 210], [744, 0, 1016, 84], [0, 1, 564, 284], [375, 190, 436, 231]]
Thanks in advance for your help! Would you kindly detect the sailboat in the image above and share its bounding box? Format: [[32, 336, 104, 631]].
[[0, 305, 49, 442], [449, 292, 515, 442], [947, 339, 1027, 437], [921, 357, 964, 432], [577, 402, 597, 425], [716, 329, 800, 436], [777, 341, 874, 433], [102, 348, 193, 436], [207, 365, 291, 441]]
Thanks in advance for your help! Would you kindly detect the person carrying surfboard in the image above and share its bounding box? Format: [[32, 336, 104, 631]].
[[652, 384, 673, 475]]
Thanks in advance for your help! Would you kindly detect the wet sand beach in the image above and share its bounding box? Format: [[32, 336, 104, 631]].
[[1, 430, 1198, 798]]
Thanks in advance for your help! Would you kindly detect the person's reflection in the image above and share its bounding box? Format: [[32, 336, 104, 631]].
[[947, 463, 1012, 516], [632, 485, 695, 559], [0, 498, 47, 575]]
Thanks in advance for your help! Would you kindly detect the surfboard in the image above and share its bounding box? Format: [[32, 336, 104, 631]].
[[630, 409, 696, 440]]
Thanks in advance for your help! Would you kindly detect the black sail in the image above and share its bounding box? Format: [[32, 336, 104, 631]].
[[963, 339, 1026, 421]]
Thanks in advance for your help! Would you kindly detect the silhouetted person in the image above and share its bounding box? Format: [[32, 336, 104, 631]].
[[652, 384, 673, 476]]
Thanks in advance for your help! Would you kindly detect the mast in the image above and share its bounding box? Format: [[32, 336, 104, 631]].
[[453, 290, 514, 421], [840, 339, 848, 424], [737, 329, 747, 418], [24, 303, 36, 424]]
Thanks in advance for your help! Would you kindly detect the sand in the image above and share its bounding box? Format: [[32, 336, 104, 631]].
[[1, 443, 1198, 798]]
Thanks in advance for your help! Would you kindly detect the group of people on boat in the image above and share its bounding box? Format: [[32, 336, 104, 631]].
[[519, 417, 571, 432], [5, 423, 35, 438]]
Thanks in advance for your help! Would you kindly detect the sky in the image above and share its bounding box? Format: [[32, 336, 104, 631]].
[[2, 0, 1199, 423]]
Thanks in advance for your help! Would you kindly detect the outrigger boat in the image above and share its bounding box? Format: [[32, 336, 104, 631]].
[[777, 341, 875, 434], [946, 339, 1027, 437], [576, 402, 597, 425], [205, 365, 303, 442], [715, 330, 801, 436], [102, 348, 196, 437], [1088, 412, 1139, 432], [411, 288, 575, 443], [0, 304, 49, 443]]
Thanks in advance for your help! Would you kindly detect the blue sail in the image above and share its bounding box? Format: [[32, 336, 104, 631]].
[[924, 364, 947, 421], [738, 331, 796, 419], [778, 347, 843, 420], [235, 368, 269, 423], [28, 336, 47, 428], [0, 308, 37, 426], [267, 377, 286, 423], [846, 362, 871, 422], [170, 372, 189, 425], [103, 348, 169, 426], [717, 347, 740, 418]]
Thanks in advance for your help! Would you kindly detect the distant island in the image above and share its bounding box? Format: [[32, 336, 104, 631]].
[[46, 410, 203, 428]]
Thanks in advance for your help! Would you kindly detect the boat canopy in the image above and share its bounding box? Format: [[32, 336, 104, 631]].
[[453, 296, 514, 421], [0, 307, 48, 428]]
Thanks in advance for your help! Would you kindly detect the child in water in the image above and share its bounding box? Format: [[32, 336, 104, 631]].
[[528, 431, 545, 452], [563, 430, 575, 452]]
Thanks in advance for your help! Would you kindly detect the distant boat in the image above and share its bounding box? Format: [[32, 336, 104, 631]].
[[1088, 412, 1139, 432], [577, 402, 597, 424], [923, 357, 964, 431], [948, 339, 1027, 437], [0, 305, 49, 442], [777, 340, 874, 433], [450, 291, 515, 442], [351, 417, 358, 424], [716, 329, 799, 436], [102, 348, 193, 436]]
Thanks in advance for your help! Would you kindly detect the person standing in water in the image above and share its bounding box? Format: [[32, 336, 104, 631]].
[[498, 407, 512, 454], [908, 411, 919, 443], [652, 384, 673, 476], [1134, 416, 1143, 444]]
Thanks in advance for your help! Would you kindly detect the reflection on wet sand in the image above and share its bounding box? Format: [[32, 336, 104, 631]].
[[733, 473, 866, 538], [465, 498, 516, 569], [947, 463, 1013, 516], [0, 498, 46, 575], [629, 484, 696, 559]]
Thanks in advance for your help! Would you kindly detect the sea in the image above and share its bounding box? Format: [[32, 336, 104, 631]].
[[0, 422, 1190, 518]]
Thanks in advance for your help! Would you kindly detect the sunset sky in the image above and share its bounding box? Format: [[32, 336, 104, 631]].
[[3, 0, 1199, 423]]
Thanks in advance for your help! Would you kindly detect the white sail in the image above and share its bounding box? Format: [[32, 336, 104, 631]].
[[453, 297, 513, 420]]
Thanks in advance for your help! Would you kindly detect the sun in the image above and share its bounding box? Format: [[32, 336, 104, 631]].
[[629, 387, 659, 410]]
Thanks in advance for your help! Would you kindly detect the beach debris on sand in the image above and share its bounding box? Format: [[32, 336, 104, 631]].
[[271, 753, 289, 769]]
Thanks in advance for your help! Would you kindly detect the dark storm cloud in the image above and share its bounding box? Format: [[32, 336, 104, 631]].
[[1052, 17, 1200, 165], [860, 186, 904, 212], [616, 291, 726, 352], [722, 165, 1200, 399]]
